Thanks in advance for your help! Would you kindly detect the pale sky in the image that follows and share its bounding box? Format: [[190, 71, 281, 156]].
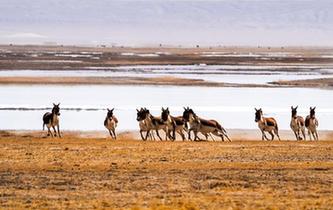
[[0, 0, 332, 46]]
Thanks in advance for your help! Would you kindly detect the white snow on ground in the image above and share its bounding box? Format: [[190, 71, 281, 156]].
[[17, 60, 83, 63], [121, 53, 160, 57], [55, 54, 92, 58], [155, 52, 171, 55], [84, 65, 331, 72], [121, 53, 136, 56], [136, 54, 159, 57], [200, 52, 306, 58]]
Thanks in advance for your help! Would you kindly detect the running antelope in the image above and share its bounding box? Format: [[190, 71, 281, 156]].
[[161, 107, 187, 141], [104, 108, 118, 139], [136, 108, 166, 141], [182, 107, 231, 141], [290, 106, 306, 140], [136, 108, 155, 141], [254, 108, 280, 141], [305, 107, 319, 140], [43, 103, 61, 137]]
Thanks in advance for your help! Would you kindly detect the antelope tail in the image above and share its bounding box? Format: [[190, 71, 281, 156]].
[[217, 123, 231, 141], [216, 123, 224, 133], [221, 126, 227, 134], [275, 123, 279, 131]]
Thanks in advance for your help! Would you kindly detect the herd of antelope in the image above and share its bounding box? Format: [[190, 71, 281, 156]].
[[254, 106, 319, 141], [136, 107, 231, 141], [43, 103, 320, 141]]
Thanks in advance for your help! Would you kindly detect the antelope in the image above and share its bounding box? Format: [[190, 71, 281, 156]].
[[136, 108, 155, 141], [43, 103, 61, 138], [290, 106, 306, 140], [254, 108, 280, 141], [182, 107, 231, 141], [160, 107, 188, 141], [182, 107, 214, 141], [305, 107, 319, 140], [136, 108, 166, 141], [104, 108, 118, 139]]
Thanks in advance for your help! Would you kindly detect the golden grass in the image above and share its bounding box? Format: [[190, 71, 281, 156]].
[[0, 135, 332, 209]]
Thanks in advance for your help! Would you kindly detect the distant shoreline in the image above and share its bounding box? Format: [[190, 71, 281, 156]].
[[1, 45, 332, 70], [0, 76, 270, 87], [0, 76, 332, 89], [269, 78, 333, 89], [1, 45, 333, 89]]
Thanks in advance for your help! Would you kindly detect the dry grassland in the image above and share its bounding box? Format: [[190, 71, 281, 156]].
[[0, 132, 332, 209]]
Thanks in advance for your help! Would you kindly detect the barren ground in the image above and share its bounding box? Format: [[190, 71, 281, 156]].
[[1, 45, 333, 70], [269, 78, 333, 89], [1, 45, 333, 88], [0, 76, 269, 87], [0, 131, 332, 209]]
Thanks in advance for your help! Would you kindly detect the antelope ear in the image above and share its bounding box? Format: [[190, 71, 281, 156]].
[[166, 107, 169, 111], [310, 107, 312, 110], [107, 108, 110, 111], [53, 103, 56, 106], [291, 106, 293, 109], [296, 105, 298, 109], [313, 106, 316, 110], [161, 107, 164, 111], [255, 108, 258, 111], [111, 108, 114, 112], [136, 109, 139, 112], [58, 103, 60, 106]]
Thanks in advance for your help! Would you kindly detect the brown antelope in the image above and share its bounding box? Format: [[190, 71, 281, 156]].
[[43, 103, 61, 137], [290, 106, 306, 141], [136, 108, 166, 141], [160, 107, 188, 141], [136, 108, 155, 141], [254, 108, 280, 141], [305, 107, 319, 140], [182, 107, 216, 141], [104, 108, 118, 139], [182, 107, 231, 141]]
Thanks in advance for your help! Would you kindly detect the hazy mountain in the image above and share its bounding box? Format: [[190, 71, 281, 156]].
[[0, 0, 332, 46]]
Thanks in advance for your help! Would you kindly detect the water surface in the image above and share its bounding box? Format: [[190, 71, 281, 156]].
[[0, 85, 332, 131], [0, 65, 332, 85]]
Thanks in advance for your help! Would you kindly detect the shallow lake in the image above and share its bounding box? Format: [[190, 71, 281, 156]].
[[0, 85, 332, 131], [0, 65, 332, 85]]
